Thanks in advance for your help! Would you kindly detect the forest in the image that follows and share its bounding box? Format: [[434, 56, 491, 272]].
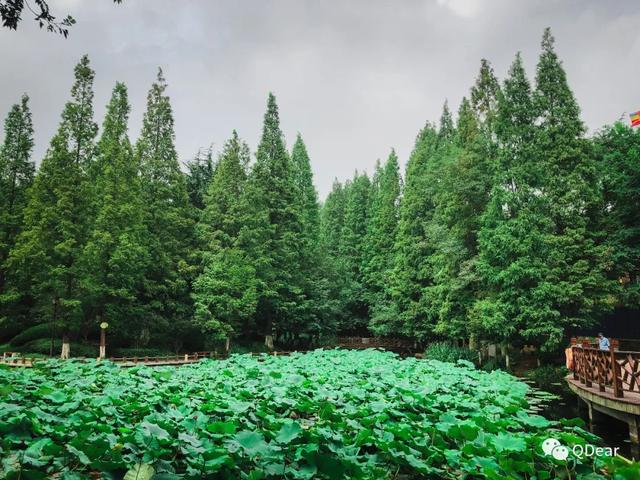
[[0, 28, 638, 357]]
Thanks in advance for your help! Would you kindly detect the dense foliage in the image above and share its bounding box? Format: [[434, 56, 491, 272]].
[[0, 28, 638, 354], [0, 349, 629, 479]]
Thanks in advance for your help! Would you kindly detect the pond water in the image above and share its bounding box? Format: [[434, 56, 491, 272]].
[[538, 382, 636, 460]]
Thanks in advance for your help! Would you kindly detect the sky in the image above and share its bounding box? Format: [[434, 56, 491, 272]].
[[1, 0, 639, 197]]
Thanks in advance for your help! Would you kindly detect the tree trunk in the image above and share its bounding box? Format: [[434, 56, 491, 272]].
[[264, 335, 274, 350], [225, 337, 231, 353], [500, 343, 510, 369], [60, 334, 70, 359]]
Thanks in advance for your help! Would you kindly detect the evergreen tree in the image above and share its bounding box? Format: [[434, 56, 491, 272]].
[[193, 131, 257, 345], [186, 146, 215, 211], [320, 179, 349, 328], [9, 56, 97, 357], [80, 83, 147, 337], [290, 134, 331, 344], [594, 123, 640, 307], [388, 124, 439, 340], [320, 179, 347, 258], [529, 28, 611, 348], [136, 68, 195, 348], [0, 94, 35, 330], [437, 100, 455, 147], [470, 58, 500, 139], [428, 98, 492, 341], [339, 171, 372, 332], [474, 31, 611, 351], [246, 93, 304, 348], [364, 150, 401, 332]]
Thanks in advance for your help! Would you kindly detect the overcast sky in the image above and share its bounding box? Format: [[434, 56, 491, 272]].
[[1, 0, 639, 197]]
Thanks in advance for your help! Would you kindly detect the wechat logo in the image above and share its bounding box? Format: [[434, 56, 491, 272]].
[[542, 438, 570, 461]]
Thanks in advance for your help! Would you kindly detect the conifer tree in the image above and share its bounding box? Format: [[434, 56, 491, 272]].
[[290, 134, 331, 343], [320, 179, 347, 258], [473, 52, 540, 348], [81, 83, 147, 336], [0, 95, 34, 320], [470, 58, 500, 139], [528, 28, 611, 348], [136, 68, 195, 346], [594, 123, 640, 307], [427, 97, 493, 341], [186, 146, 215, 211], [475, 30, 611, 351], [319, 179, 350, 328], [193, 131, 257, 345], [363, 150, 401, 331], [437, 100, 455, 147], [246, 93, 304, 348], [388, 124, 439, 339], [9, 56, 97, 357], [339, 171, 372, 332]]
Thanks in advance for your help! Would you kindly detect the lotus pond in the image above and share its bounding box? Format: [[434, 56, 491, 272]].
[[0, 349, 635, 479]]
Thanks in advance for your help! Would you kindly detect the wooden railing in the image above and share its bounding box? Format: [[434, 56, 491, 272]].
[[572, 345, 640, 398], [336, 337, 414, 351]]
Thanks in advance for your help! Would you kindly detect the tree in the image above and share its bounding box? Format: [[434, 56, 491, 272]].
[[80, 83, 147, 338], [474, 30, 612, 352], [338, 171, 372, 333], [472, 52, 539, 349], [388, 123, 440, 340], [364, 150, 401, 332], [0, 0, 122, 37], [0, 94, 34, 330], [428, 97, 493, 342], [193, 131, 256, 346], [245, 93, 304, 348], [8, 55, 97, 358], [320, 179, 349, 328], [594, 123, 640, 307], [290, 133, 332, 344], [136, 68, 195, 349], [470, 58, 500, 139], [185, 146, 215, 211]]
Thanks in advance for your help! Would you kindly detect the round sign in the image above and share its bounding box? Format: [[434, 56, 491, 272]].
[[100, 322, 109, 329]]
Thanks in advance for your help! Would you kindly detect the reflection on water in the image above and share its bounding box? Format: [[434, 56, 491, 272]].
[[537, 384, 635, 460]]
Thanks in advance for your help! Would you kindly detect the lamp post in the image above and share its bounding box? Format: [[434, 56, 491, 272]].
[[99, 321, 109, 359]]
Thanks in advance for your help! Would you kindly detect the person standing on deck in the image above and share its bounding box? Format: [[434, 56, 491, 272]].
[[598, 333, 610, 351]]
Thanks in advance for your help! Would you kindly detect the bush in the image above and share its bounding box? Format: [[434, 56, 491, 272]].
[[9, 323, 52, 346], [424, 341, 478, 364], [110, 347, 174, 358], [0, 318, 24, 343], [527, 365, 569, 392], [16, 339, 98, 358]]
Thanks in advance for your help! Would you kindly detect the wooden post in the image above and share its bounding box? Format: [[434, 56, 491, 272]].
[[597, 350, 605, 392], [611, 347, 623, 398]]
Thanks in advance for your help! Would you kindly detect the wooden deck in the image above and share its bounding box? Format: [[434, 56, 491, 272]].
[[568, 344, 640, 450], [0, 350, 302, 368]]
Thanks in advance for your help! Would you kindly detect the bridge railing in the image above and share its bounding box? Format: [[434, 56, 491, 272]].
[[572, 344, 640, 398]]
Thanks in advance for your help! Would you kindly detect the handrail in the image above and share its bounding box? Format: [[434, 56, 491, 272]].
[[571, 345, 640, 398]]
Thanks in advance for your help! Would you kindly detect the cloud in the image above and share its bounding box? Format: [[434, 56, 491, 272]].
[[0, 0, 638, 197], [437, 0, 482, 18]]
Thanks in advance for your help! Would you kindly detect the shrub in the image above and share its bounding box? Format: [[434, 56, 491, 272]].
[[110, 347, 175, 358], [424, 341, 478, 364], [9, 323, 52, 346], [527, 365, 569, 393], [16, 339, 98, 358]]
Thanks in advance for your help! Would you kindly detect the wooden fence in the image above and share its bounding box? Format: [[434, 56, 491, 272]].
[[572, 344, 640, 398], [336, 337, 414, 351]]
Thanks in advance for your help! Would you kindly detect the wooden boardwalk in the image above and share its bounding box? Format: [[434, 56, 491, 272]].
[[569, 343, 640, 451], [0, 350, 302, 368]]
